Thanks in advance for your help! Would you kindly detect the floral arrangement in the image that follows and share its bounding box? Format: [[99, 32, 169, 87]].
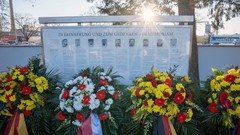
[[128, 68, 195, 133], [57, 67, 122, 133], [206, 67, 240, 128], [0, 66, 49, 117]]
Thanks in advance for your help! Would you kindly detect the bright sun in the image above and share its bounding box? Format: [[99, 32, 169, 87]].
[[142, 7, 155, 22]]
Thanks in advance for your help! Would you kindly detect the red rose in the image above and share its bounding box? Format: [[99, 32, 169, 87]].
[[82, 95, 90, 105], [163, 92, 170, 98], [22, 86, 32, 95], [163, 79, 172, 87], [20, 67, 29, 74], [151, 80, 157, 87], [100, 79, 108, 86], [5, 85, 11, 91], [96, 90, 106, 100], [155, 98, 165, 106], [76, 113, 85, 122], [144, 100, 148, 106], [146, 74, 154, 80], [113, 91, 120, 100], [61, 90, 69, 100], [99, 113, 108, 120], [7, 76, 12, 82], [19, 83, 25, 89], [208, 103, 219, 113], [130, 109, 135, 117], [188, 93, 193, 102], [177, 112, 187, 123], [135, 88, 141, 96], [78, 83, 86, 90], [57, 111, 65, 121], [174, 93, 184, 104], [224, 74, 236, 83], [23, 110, 32, 117]]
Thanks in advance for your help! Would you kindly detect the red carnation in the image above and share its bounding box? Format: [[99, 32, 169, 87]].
[[5, 85, 11, 91], [140, 121, 145, 125], [135, 88, 141, 96], [155, 98, 165, 107], [208, 103, 219, 113], [99, 113, 108, 120], [7, 76, 12, 82], [100, 79, 108, 86], [57, 111, 65, 121], [61, 90, 70, 100], [113, 91, 120, 100], [220, 91, 228, 101], [96, 90, 106, 100], [146, 74, 154, 80], [76, 113, 85, 122], [174, 93, 184, 104], [23, 110, 32, 117], [188, 93, 193, 102], [163, 92, 170, 98], [20, 67, 29, 74], [151, 79, 157, 87], [78, 83, 86, 90], [82, 95, 90, 105], [224, 74, 236, 83], [177, 112, 187, 123], [19, 83, 25, 89], [163, 79, 172, 87], [130, 109, 135, 117], [144, 100, 148, 106], [22, 86, 32, 95]]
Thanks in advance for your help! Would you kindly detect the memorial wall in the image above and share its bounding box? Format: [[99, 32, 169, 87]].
[[42, 26, 192, 84]]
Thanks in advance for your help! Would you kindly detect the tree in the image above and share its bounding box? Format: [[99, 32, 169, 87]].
[[15, 13, 40, 41]]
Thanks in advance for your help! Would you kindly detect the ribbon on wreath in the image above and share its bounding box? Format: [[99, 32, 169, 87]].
[[77, 113, 103, 135], [152, 115, 176, 135], [4, 111, 28, 135]]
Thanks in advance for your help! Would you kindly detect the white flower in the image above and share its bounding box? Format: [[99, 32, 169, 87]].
[[94, 99, 100, 108], [64, 106, 74, 113], [74, 94, 84, 102], [85, 83, 95, 93], [69, 86, 77, 97], [73, 101, 83, 111], [89, 103, 96, 110], [105, 98, 113, 105], [100, 76, 105, 80], [107, 86, 115, 95], [59, 89, 65, 100], [59, 101, 65, 111], [100, 86, 106, 90], [104, 105, 110, 111], [106, 76, 112, 82], [72, 120, 82, 126], [99, 72, 106, 76], [90, 94, 96, 99], [74, 76, 83, 83], [65, 80, 74, 87]]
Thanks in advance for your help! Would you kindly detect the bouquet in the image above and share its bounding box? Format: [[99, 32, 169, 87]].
[[0, 56, 59, 135], [57, 67, 122, 134], [205, 67, 240, 130], [128, 68, 196, 134]]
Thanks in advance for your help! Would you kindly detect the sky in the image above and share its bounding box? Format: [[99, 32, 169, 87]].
[[13, 0, 240, 36]]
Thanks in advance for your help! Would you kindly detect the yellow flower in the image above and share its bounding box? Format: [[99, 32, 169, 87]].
[[208, 98, 213, 103], [230, 84, 237, 91], [18, 75, 25, 81], [216, 75, 223, 81], [17, 104, 25, 110], [36, 85, 44, 93], [147, 99, 154, 106], [220, 81, 230, 87], [235, 79, 240, 83], [26, 104, 36, 111], [153, 105, 160, 112], [186, 109, 193, 122], [214, 83, 221, 91], [9, 95, 16, 102], [145, 94, 150, 99], [165, 88, 173, 96], [147, 107, 153, 113], [212, 93, 217, 99], [155, 90, 163, 98], [26, 100, 34, 106], [176, 83, 184, 91], [236, 84, 240, 91], [183, 76, 191, 83], [136, 77, 143, 83], [235, 97, 240, 103]]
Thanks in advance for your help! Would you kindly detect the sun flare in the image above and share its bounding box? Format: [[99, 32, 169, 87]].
[[142, 7, 155, 22]]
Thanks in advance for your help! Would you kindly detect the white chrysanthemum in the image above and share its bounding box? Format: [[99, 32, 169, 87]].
[[89, 103, 96, 110], [90, 94, 96, 99], [107, 86, 115, 95], [94, 99, 100, 108], [64, 106, 74, 113], [106, 76, 112, 82], [74, 76, 83, 83], [73, 101, 83, 111], [104, 105, 110, 111], [72, 120, 82, 126], [85, 83, 95, 93], [59, 101, 65, 111], [105, 98, 113, 105], [100, 76, 105, 80], [99, 72, 106, 76], [65, 80, 74, 87], [69, 86, 77, 97]]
